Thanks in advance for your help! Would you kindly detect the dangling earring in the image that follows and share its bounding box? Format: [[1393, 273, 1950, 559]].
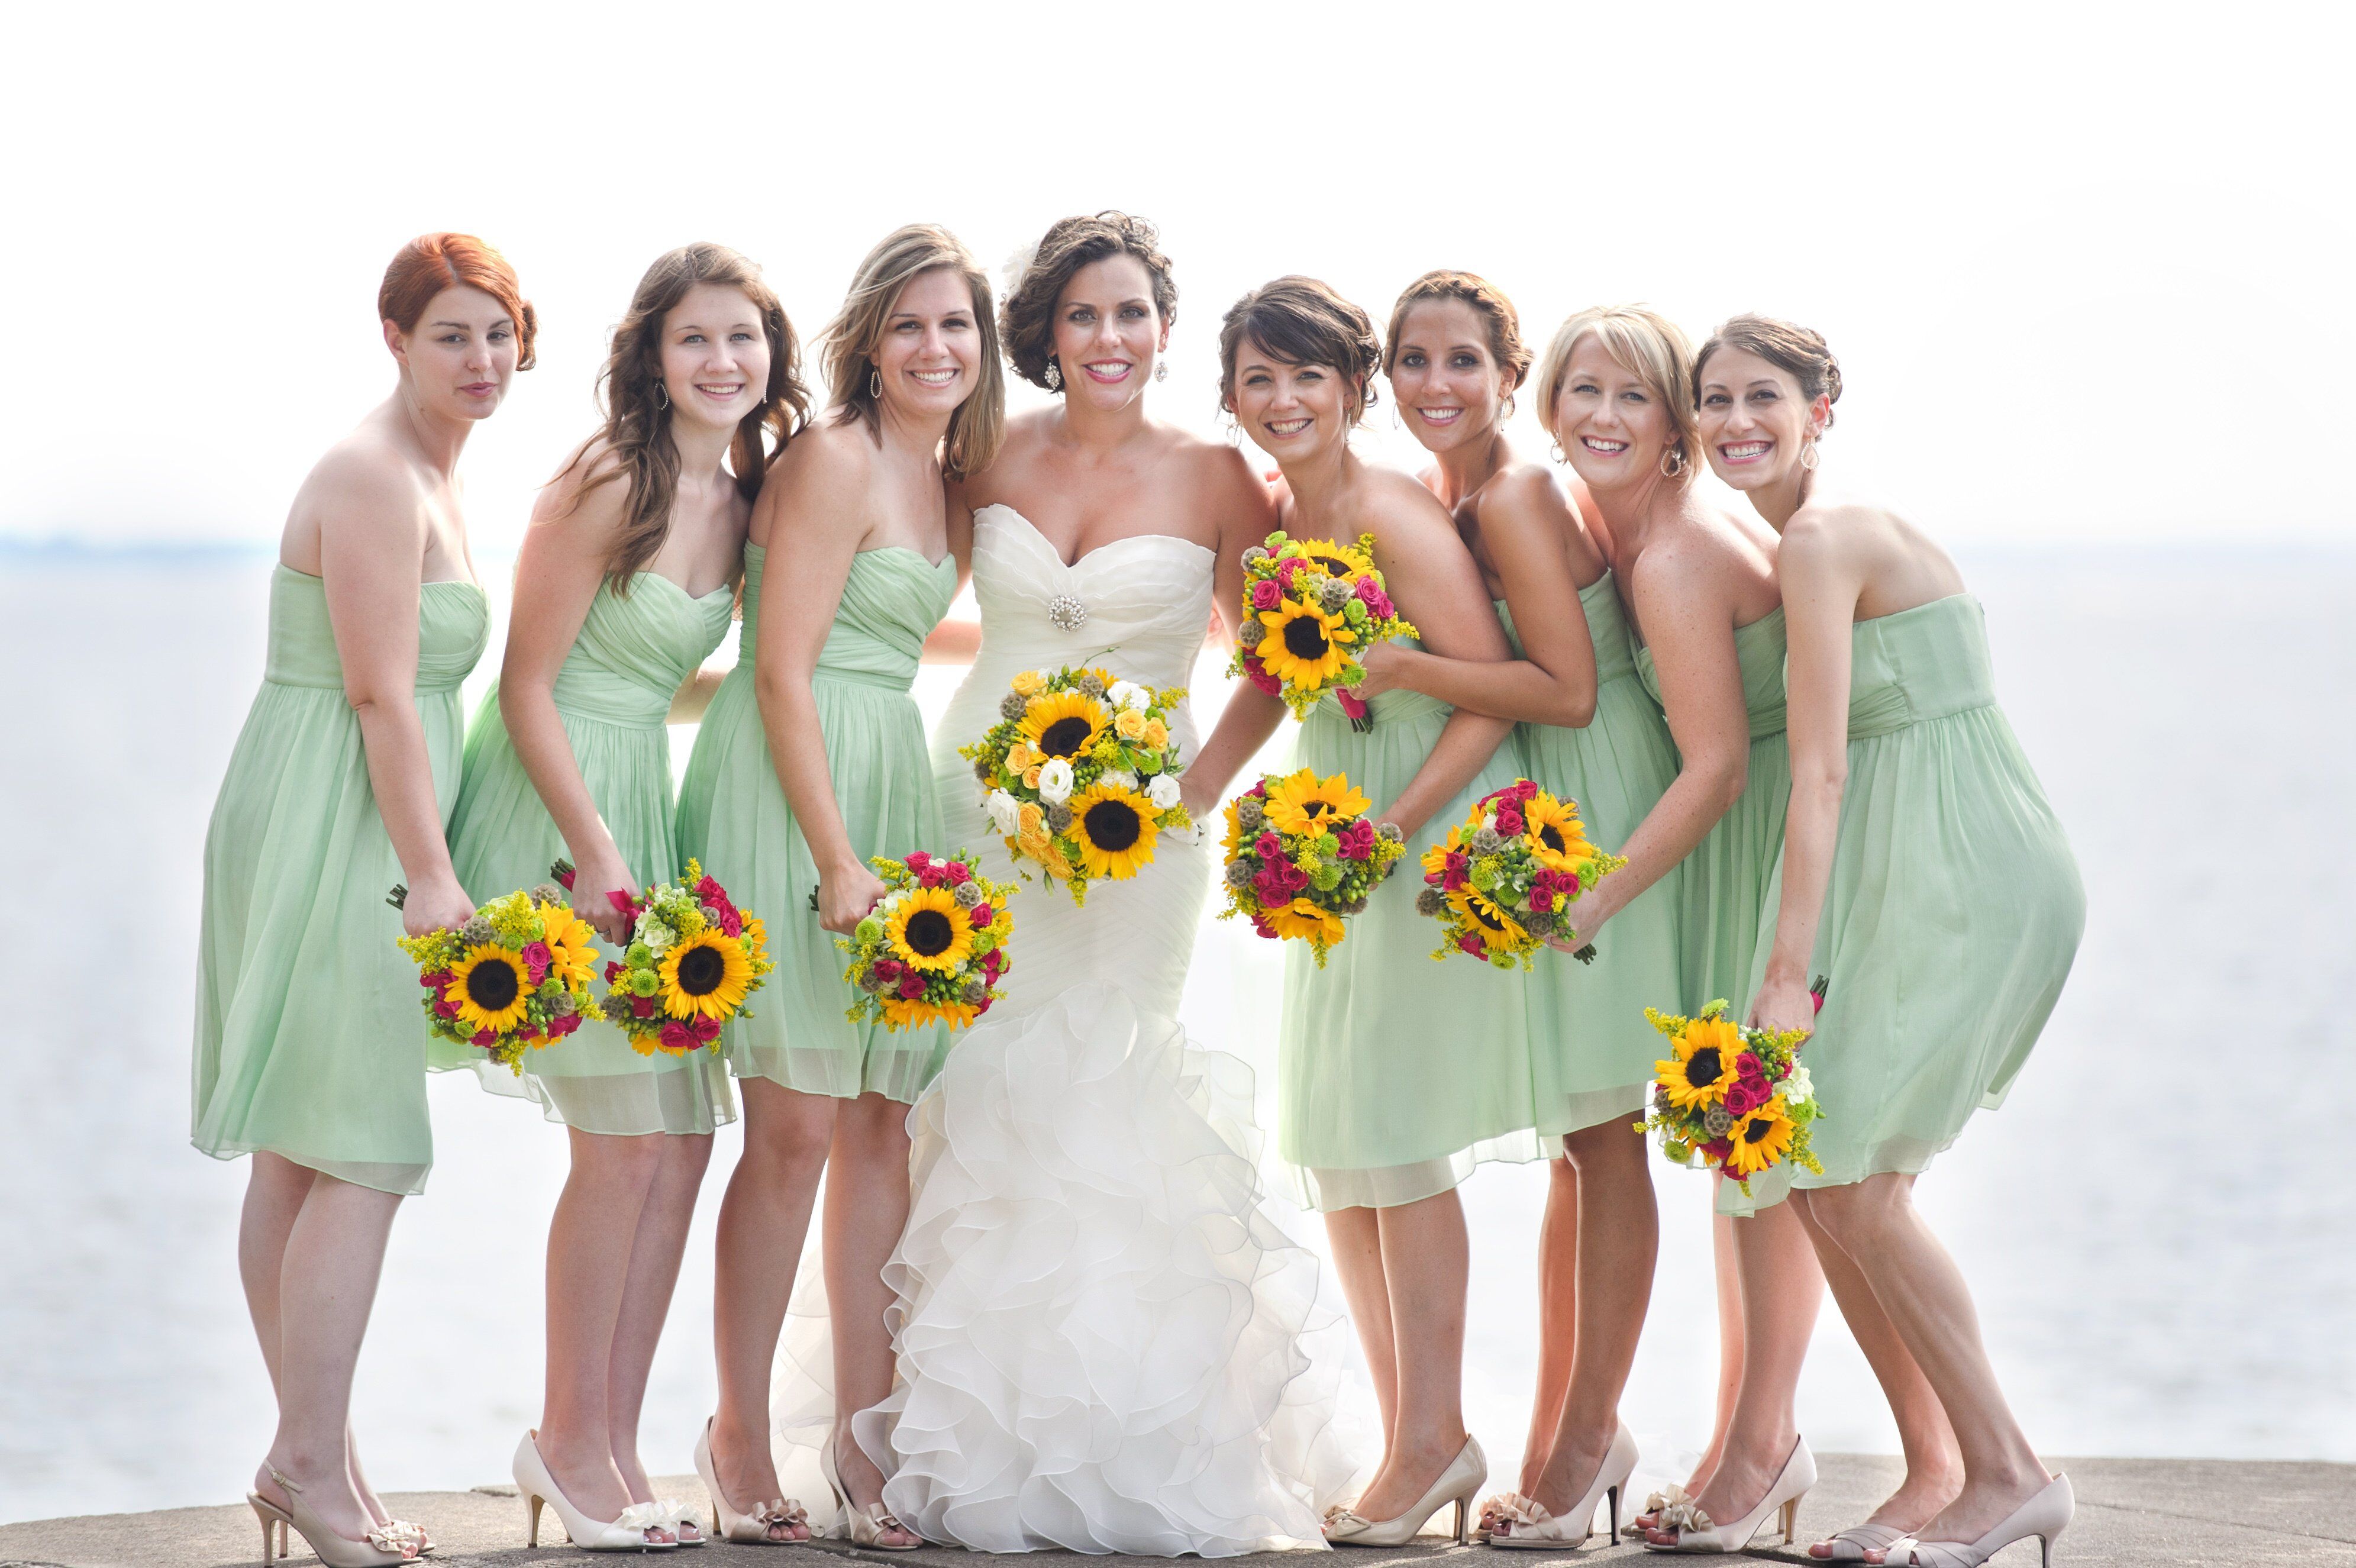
[[1660, 443, 1687, 479], [1800, 438, 1821, 470], [1045, 357, 1062, 392], [1548, 436, 1565, 464], [1221, 411, 1242, 447], [1153, 360, 1167, 383], [652, 382, 670, 411], [869, 367, 882, 400]]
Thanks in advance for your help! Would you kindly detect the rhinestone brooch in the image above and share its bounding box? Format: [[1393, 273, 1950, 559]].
[[1047, 593, 1089, 632]]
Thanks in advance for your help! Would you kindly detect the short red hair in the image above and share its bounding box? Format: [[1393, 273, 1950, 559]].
[[378, 233, 538, 370]]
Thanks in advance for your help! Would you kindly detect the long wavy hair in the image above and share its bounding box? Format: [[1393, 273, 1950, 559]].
[[820, 224, 1004, 479], [560, 243, 809, 594]]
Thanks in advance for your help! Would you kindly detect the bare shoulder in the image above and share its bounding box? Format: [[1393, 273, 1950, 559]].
[[533, 434, 627, 527], [1361, 462, 1455, 533], [1477, 462, 1570, 530], [291, 424, 428, 545], [757, 414, 875, 542], [1171, 431, 1270, 504], [775, 412, 876, 483]]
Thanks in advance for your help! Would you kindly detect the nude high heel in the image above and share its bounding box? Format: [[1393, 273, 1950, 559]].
[[1891, 1473, 2073, 1568], [821, 1432, 921, 1550], [249, 1469, 416, 1567], [512, 1430, 678, 1551], [1645, 1435, 1816, 1554], [1489, 1424, 1641, 1548], [1326, 1436, 1487, 1547], [693, 1417, 808, 1544]]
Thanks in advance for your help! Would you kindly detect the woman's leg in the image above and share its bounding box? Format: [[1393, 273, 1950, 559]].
[[821, 1093, 919, 1547], [1324, 1204, 1397, 1496], [608, 1132, 715, 1506], [539, 1129, 668, 1533], [1513, 1157, 1582, 1499], [1789, 1185, 1962, 1554], [1346, 1189, 1472, 1521], [254, 1169, 404, 1544], [1654, 1196, 1824, 1541], [1524, 1119, 1657, 1520], [710, 1080, 834, 1534], [1799, 1177, 2047, 1552]]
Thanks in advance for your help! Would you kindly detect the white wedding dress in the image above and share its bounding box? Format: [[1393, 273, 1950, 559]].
[[836, 504, 1359, 1554]]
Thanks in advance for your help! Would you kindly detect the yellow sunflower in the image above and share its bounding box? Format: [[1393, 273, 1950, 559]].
[[1445, 885, 1527, 953], [886, 886, 976, 973], [1420, 824, 1467, 882], [1019, 691, 1111, 760], [1655, 1015, 1743, 1109], [1724, 1096, 1797, 1177], [537, 903, 601, 989], [446, 944, 534, 1034], [1521, 793, 1597, 873], [1255, 601, 1358, 691], [1296, 537, 1374, 580], [1268, 896, 1346, 950], [1069, 780, 1161, 879], [1265, 770, 1369, 837], [660, 929, 754, 1020]]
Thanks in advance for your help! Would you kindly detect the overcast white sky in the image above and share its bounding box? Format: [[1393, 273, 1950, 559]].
[[5, 0, 2348, 553]]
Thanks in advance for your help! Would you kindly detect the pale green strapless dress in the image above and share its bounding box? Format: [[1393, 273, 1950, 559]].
[[1502, 576, 1685, 1140], [676, 544, 957, 1101], [192, 567, 488, 1195], [1276, 670, 1539, 1211], [440, 574, 737, 1134], [1741, 595, 2083, 1207], [1636, 606, 1791, 1014]]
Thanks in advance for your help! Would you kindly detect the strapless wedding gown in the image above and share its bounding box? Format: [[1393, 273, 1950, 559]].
[[840, 504, 1357, 1554]]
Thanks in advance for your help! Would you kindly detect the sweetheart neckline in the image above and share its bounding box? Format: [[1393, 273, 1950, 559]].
[[977, 502, 1216, 570], [745, 540, 954, 572]]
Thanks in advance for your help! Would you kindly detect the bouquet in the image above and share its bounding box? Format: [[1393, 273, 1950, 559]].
[[560, 859, 772, 1056], [1216, 770, 1405, 965], [393, 881, 598, 1072], [838, 850, 1016, 1030], [1228, 531, 1416, 731], [1417, 780, 1626, 968], [960, 666, 1192, 905], [1635, 990, 1826, 1198]]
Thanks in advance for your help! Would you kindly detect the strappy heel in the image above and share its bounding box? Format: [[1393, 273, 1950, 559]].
[[1891, 1474, 2072, 1568], [248, 1468, 416, 1566], [820, 1432, 921, 1550], [1646, 1436, 1816, 1554], [692, 1417, 808, 1544], [1490, 1424, 1639, 1549], [1325, 1436, 1487, 1547]]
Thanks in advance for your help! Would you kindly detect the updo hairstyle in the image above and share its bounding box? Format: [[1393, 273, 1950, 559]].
[[1696, 313, 1843, 425], [378, 233, 538, 370], [1216, 276, 1383, 426], [1382, 270, 1533, 411], [1000, 212, 1177, 391]]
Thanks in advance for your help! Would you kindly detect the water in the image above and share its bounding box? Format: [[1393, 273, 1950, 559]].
[[2, 544, 2350, 1526]]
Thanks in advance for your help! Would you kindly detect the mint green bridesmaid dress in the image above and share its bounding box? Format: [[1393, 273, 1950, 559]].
[[1635, 606, 1790, 1014], [192, 567, 488, 1195], [1276, 673, 1539, 1211], [1502, 576, 1685, 1142], [676, 544, 957, 1102], [440, 574, 737, 1134], [1748, 595, 2083, 1206]]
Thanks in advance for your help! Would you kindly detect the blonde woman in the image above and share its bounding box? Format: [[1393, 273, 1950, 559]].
[[675, 224, 1002, 1548]]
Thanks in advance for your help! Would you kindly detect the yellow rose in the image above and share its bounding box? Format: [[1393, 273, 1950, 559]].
[[1011, 670, 1046, 696], [1023, 763, 1044, 791], [1006, 741, 1037, 773], [1018, 802, 1045, 836], [1142, 717, 1167, 750], [1115, 709, 1148, 740], [1044, 841, 1075, 878]]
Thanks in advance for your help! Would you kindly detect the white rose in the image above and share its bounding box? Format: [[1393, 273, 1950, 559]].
[[1108, 679, 1151, 712], [1148, 773, 1183, 811], [1038, 758, 1075, 805], [1103, 768, 1139, 793], [986, 789, 1023, 837], [636, 917, 676, 953], [1783, 1064, 1813, 1106]]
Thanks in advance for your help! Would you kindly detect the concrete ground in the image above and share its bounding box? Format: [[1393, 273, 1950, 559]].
[[3, 1457, 2350, 1568]]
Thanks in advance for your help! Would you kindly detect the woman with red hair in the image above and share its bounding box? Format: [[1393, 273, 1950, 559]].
[[192, 233, 530, 1565]]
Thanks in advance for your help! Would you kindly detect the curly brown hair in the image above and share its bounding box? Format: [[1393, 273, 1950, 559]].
[[1000, 212, 1177, 391], [1382, 270, 1533, 409], [1216, 276, 1382, 427]]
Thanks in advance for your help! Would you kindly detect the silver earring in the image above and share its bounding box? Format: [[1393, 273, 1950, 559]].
[[1045, 359, 1062, 392], [869, 367, 882, 400], [1800, 439, 1821, 470], [1548, 437, 1565, 464], [1154, 360, 1167, 383], [652, 383, 669, 410], [1660, 444, 1687, 479]]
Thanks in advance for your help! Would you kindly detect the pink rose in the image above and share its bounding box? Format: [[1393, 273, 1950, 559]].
[[983, 947, 1005, 977], [420, 970, 452, 990], [1276, 557, 1302, 589], [471, 1028, 498, 1047], [1337, 818, 1375, 861], [1255, 831, 1284, 861], [944, 860, 972, 886], [1250, 579, 1282, 611], [874, 958, 904, 982], [898, 973, 926, 999], [1441, 851, 1469, 891], [969, 903, 992, 927], [717, 905, 743, 937], [1335, 689, 1369, 722], [1243, 654, 1281, 696], [632, 994, 656, 1018], [1494, 806, 1524, 837], [1246, 779, 1268, 799], [905, 851, 932, 873], [1528, 885, 1554, 912], [547, 1011, 582, 1038], [1458, 934, 1486, 958], [659, 1021, 696, 1053], [521, 941, 551, 983], [432, 997, 458, 1019], [1735, 1051, 1763, 1078], [691, 1014, 721, 1043], [1250, 914, 1278, 941]]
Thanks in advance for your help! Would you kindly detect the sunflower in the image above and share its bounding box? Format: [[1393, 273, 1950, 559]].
[[1420, 824, 1467, 882], [1254, 602, 1357, 691], [538, 902, 601, 989], [1655, 1015, 1743, 1109], [1019, 691, 1111, 760], [882, 993, 979, 1031], [1724, 1096, 1797, 1177], [887, 886, 976, 973], [1069, 780, 1160, 879], [446, 944, 534, 1034], [1265, 770, 1368, 837], [1445, 884, 1526, 953], [1521, 793, 1597, 873], [1296, 537, 1374, 580], [660, 929, 754, 1020], [1268, 896, 1346, 950]]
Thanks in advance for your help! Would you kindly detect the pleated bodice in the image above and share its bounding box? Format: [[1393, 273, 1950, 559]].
[[263, 565, 486, 691], [1635, 604, 1788, 738], [737, 541, 954, 692], [1842, 593, 1999, 737], [548, 573, 732, 726]]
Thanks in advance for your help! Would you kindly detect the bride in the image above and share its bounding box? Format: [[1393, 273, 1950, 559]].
[[843, 212, 1358, 1555]]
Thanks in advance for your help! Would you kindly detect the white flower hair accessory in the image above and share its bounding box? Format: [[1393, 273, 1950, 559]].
[[1001, 238, 1042, 298]]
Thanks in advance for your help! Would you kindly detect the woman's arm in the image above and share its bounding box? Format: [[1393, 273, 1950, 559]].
[[1364, 486, 1515, 838], [1181, 448, 1287, 812], [1550, 541, 1752, 950], [1750, 514, 1864, 1033], [314, 458, 475, 938], [1350, 468, 1600, 728], [498, 455, 641, 941], [752, 436, 890, 934]]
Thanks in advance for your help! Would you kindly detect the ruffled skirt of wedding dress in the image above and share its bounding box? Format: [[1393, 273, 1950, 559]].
[[769, 981, 1365, 1555]]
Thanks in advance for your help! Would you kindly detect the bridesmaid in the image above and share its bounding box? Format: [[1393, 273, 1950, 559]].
[[1221, 276, 1529, 1548], [440, 244, 805, 1548], [1351, 272, 1676, 1548], [1515, 306, 1825, 1554], [676, 224, 1001, 1550], [191, 233, 519, 1564], [1700, 315, 2083, 1567]]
